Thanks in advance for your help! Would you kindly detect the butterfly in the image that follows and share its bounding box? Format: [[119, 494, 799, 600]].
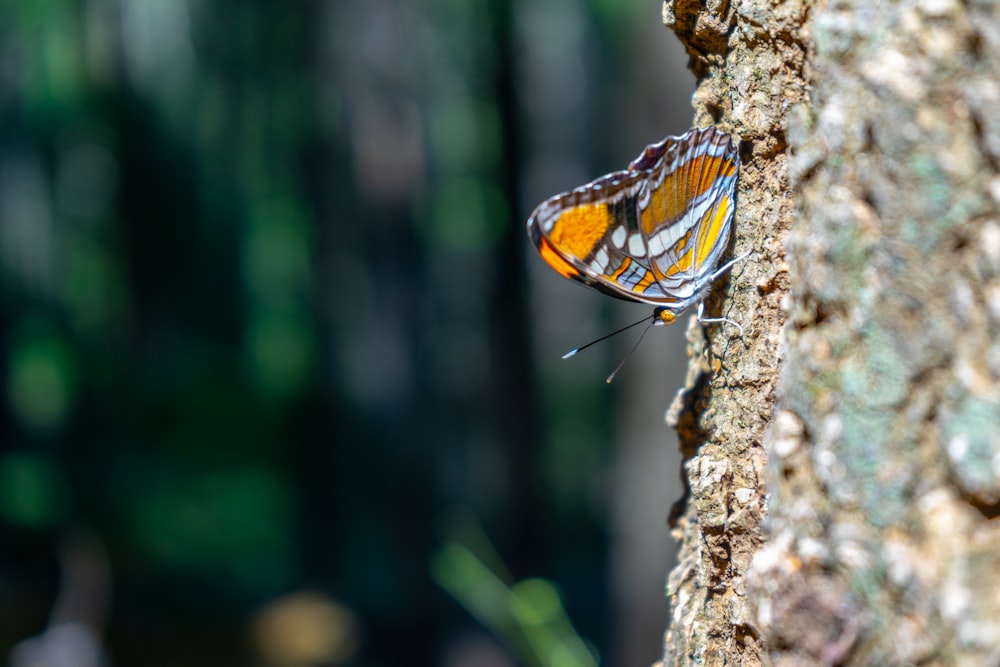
[[526, 126, 742, 378]]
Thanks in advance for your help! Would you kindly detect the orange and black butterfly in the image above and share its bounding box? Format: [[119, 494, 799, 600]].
[[527, 126, 741, 329]]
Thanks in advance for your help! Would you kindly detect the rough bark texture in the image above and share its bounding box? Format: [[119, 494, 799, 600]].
[[658, 0, 1000, 665], [754, 0, 1000, 664], [656, 0, 807, 663]]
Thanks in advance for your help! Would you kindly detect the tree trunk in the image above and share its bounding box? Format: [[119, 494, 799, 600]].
[[657, 0, 1000, 664]]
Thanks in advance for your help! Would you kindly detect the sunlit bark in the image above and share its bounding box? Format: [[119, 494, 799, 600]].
[[658, 0, 1000, 664]]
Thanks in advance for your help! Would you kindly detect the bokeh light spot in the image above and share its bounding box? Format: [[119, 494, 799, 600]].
[[427, 178, 507, 251], [7, 332, 76, 433], [0, 453, 66, 527]]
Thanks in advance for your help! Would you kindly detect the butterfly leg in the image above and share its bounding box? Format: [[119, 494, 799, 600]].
[[708, 251, 750, 282], [695, 250, 749, 335], [696, 300, 744, 336]]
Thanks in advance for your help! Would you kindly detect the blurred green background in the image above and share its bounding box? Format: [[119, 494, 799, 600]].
[[0, 0, 695, 665]]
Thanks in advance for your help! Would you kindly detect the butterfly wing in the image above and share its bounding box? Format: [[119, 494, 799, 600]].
[[635, 127, 740, 309], [526, 127, 739, 308], [526, 170, 683, 305]]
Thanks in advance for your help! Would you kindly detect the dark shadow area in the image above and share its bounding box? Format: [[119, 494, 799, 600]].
[[0, 1, 695, 665]]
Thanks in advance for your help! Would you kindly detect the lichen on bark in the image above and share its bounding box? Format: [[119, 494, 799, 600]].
[[751, 0, 1000, 664], [658, 0, 1000, 665]]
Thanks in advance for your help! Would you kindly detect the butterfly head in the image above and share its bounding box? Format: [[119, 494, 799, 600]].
[[654, 307, 677, 327]]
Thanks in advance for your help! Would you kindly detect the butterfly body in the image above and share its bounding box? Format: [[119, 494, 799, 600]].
[[526, 126, 740, 325]]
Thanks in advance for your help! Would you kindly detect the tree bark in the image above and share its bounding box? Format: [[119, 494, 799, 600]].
[[658, 0, 1000, 664]]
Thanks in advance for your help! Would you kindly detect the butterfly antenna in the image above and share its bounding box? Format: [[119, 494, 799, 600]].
[[561, 314, 653, 360], [604, 317, 657, 384]]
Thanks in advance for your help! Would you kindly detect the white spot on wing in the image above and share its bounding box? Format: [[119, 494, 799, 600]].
[[611, 226, 627, 248], [628, 234, 645, 257], [648, 233, 664, 256], [592, 247, 609, 273]]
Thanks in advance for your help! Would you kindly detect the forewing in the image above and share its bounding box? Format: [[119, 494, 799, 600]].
[[526, 170, 681, 305]]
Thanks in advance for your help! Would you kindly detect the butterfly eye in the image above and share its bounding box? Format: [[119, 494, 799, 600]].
[[656, 309, 677, 325]]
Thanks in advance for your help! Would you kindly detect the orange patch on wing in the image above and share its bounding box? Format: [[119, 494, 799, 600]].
[[548, 203, 612, 261], [634, 269, 657, 292], [689, 154, 736, 202], [705, 155, 737, 196], [665, 246, 694, 276], [538, 237, 581, 280], [641, 154, 735, 236], [610, 257, 633, 281], [694, 195, 731, 268], [673, 229, 693, 253], [640, 178, 687, 235]]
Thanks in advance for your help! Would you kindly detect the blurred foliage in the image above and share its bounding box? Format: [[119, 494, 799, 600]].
[[432, 515, 599, 667], [0, 0, 675, 665]]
